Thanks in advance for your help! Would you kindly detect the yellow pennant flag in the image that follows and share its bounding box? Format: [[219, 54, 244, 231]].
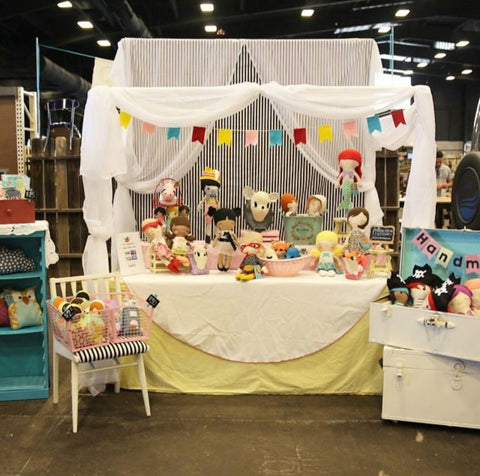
[[318, 125, 333, 143], [119, 111, 132, 129], [217, 128, 232, 146]]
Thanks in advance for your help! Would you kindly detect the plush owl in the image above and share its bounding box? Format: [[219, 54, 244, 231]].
[[3, 287, 42, 329]]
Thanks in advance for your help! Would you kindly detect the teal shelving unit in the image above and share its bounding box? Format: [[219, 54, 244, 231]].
[[0, 226, 49, 401]]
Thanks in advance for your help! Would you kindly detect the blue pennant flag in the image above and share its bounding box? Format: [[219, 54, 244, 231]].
[[367, 116, 382, 134], [167, 127, 181, 140], [269, 129, 283, 147]]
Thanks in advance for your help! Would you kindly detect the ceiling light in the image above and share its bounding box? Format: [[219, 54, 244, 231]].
[[97, 39, 111, 47], [301, 9, 314, 17], [57, 1, 72, 7], [403, 70, 413, 75], [446, 75, 455, 81], [334, 25, 371, 34], [377, 25, 391, 34], [395, 9, 410, 18], [434, 41, 455, 51], [456, 40, 470, 48], [77, 21, 94, 29], [204, 24, 217, 33], [462, 69, 472, 75], [200, 3, 214, 13], [417, 62, 428, 68], [434, 52, 446, 59]]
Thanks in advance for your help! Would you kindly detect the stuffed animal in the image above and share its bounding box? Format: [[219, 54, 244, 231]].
[[426, 273, 461, 312], [153, 177, 182, 218], [465, 278, 480, 316], [336, 149, 362, 211], [210, 207, 241, 271], [272, 241, 293, 259], [311, 230, 343, 277], [386, 273, 411, 306], [280, 193, 298, 216], [242, 186, 279, 232], [447, 284, 474, 316], [285, 246, 301, 259], [343, 251, 368, 280], [188, 243, 210, 275], [236, 231, 268, 281], [3, 287, 42, 329], [344, 207, 370, 255], [197, 167, 221, 243]]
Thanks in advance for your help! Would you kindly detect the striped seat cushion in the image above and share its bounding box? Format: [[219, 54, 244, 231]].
[[74, 341, 149, 363]]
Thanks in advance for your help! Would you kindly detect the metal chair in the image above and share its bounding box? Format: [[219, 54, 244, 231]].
[[48, 272, 151, 433], [43, 98, 82, 151]]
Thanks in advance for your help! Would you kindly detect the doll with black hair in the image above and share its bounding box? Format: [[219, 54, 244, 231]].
[[209, 206, 241, 271]]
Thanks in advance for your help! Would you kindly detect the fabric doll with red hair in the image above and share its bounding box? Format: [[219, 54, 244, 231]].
[[336, 148, 362, 211], [280, 193, 298, 216]]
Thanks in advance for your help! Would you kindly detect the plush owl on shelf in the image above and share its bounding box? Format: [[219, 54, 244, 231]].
[[3, 287, 42, 329]]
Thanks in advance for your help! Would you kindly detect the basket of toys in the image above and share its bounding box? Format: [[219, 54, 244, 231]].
[[47, 292, 153, 352], [261, 255, 313, 277]]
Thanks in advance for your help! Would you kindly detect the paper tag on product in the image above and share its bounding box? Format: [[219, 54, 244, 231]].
[[116, 232, 145, 276]]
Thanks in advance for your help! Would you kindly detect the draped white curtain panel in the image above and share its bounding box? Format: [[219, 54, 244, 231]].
[[80, 82, 435, 274]]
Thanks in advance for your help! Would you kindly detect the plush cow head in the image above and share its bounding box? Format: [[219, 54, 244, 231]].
[[243, 186, 279, 224]]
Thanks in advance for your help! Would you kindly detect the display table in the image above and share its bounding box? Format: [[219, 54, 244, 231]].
[[121, 271, 387, 394]]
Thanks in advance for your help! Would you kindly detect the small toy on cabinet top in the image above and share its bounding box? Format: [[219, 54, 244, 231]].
[[197, 167, 221, 244], [310, 230, 343, 277], [306, 195, 327, 217], [386, 273, 411, 306], [210, 207, 241, 272], [236, 231, 268, 282], [242, 186, 279, 232], [344, 207, 370, 255], [335, 149, 362, 212], [280, 193, 298, 216]]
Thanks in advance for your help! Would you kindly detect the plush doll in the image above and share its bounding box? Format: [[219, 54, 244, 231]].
[[272, 241, 293, 259], [426, 273, 461, 312], [447, 284, 475, 316], [336, 148, 362, 211], [165, 216, 195, 266], [344, 207, 370, 255], [209, 207, 241, 271], [310, 230, 343, 277], [179, 205, 190, 219], [235, 231, 268, 281], [306, 195, 327, 216], [242, 185, 279, 232], [343, 251, 368, 280], [187, 243, 210, 275], [280, 193, 298, 216], [142, 218, 181, 273], [153, 206, 167, 227], [465, 278, 480, 316], [386, 273, 411, 306], [197, 167, 221, 243], [154, 177, 182, 218], [405, 264, 443, 308]]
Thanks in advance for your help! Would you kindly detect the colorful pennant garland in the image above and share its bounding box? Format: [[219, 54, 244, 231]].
[[117, 108, 408, 146]]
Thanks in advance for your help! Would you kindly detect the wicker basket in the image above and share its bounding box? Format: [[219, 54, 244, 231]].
[[47, 292, 153, 352]]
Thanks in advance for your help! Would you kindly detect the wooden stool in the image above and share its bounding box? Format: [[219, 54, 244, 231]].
[[333, 217, 351, 243], [368, 247, 393, 278]]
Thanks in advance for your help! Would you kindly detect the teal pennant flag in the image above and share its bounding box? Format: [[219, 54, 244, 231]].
[[367, 116, 382, 134], [269, 129, 283, 147], [167, 127, 180, 140]]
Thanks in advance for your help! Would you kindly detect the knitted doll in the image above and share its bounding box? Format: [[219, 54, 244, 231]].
[[210, 207, 241, 271], [336, 148, 362, 211]]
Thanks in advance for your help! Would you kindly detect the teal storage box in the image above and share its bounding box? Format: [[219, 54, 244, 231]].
[[283, 216, 323, 245]]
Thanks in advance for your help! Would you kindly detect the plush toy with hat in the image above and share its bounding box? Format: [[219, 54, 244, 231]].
[[306, 195, 327, 216], [336, 148, 362, 212], [465, 278, 480, 316], [426, 273, 461, 312], [448, 283, 474, 316], [197, 167, 221, 243], [386, 273, 411, 306], [405, 263, 443, 308]]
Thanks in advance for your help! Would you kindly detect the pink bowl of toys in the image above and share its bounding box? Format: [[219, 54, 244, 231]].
[[261, 255, 313, 277]]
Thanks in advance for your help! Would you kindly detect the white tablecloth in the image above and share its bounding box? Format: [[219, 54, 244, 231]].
[[124, 271, 386, 363]]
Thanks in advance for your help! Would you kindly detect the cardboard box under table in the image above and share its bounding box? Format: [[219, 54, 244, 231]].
[[370, 228, 480, 428]]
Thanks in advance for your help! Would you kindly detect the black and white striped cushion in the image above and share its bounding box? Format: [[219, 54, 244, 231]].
[[74, 341, 149, 363]]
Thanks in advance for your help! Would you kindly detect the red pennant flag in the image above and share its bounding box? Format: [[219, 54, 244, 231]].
[[293, 128, 307, 145], [192, 126, 206, 144], [391, 109, 406, 127]]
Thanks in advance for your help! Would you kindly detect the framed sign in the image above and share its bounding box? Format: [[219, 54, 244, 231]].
[[116, 232, 145, 275], [370, 226, 395, 244]]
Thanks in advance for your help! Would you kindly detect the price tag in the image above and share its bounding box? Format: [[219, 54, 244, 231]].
[[25, 189, 36, 201], [62, 305, 76, 321], [146, 294, 160, 308]]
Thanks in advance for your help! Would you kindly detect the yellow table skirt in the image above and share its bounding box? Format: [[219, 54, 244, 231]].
[[121, 311, 383, 395]]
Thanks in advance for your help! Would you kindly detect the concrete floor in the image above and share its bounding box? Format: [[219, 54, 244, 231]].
[[2, 367, 480, 476]]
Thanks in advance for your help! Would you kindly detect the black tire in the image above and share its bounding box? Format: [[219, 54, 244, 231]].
[[451, 151, 480, 229]]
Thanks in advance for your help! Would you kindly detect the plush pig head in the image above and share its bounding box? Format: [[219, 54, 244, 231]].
[[242, 186, 279, 231]]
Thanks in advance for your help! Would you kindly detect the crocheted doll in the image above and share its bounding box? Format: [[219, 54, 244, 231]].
[[210, 207, 241, 271], [336, 148, 362, 211]]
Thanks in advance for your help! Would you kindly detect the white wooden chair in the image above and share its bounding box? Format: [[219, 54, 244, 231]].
[[49, 272, 151, 433]]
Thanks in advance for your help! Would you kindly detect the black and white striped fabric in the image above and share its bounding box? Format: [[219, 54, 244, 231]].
[[74, 341, 148, 363]]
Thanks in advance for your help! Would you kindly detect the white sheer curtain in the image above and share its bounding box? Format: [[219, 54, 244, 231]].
[[81, 83, 435, 273]]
